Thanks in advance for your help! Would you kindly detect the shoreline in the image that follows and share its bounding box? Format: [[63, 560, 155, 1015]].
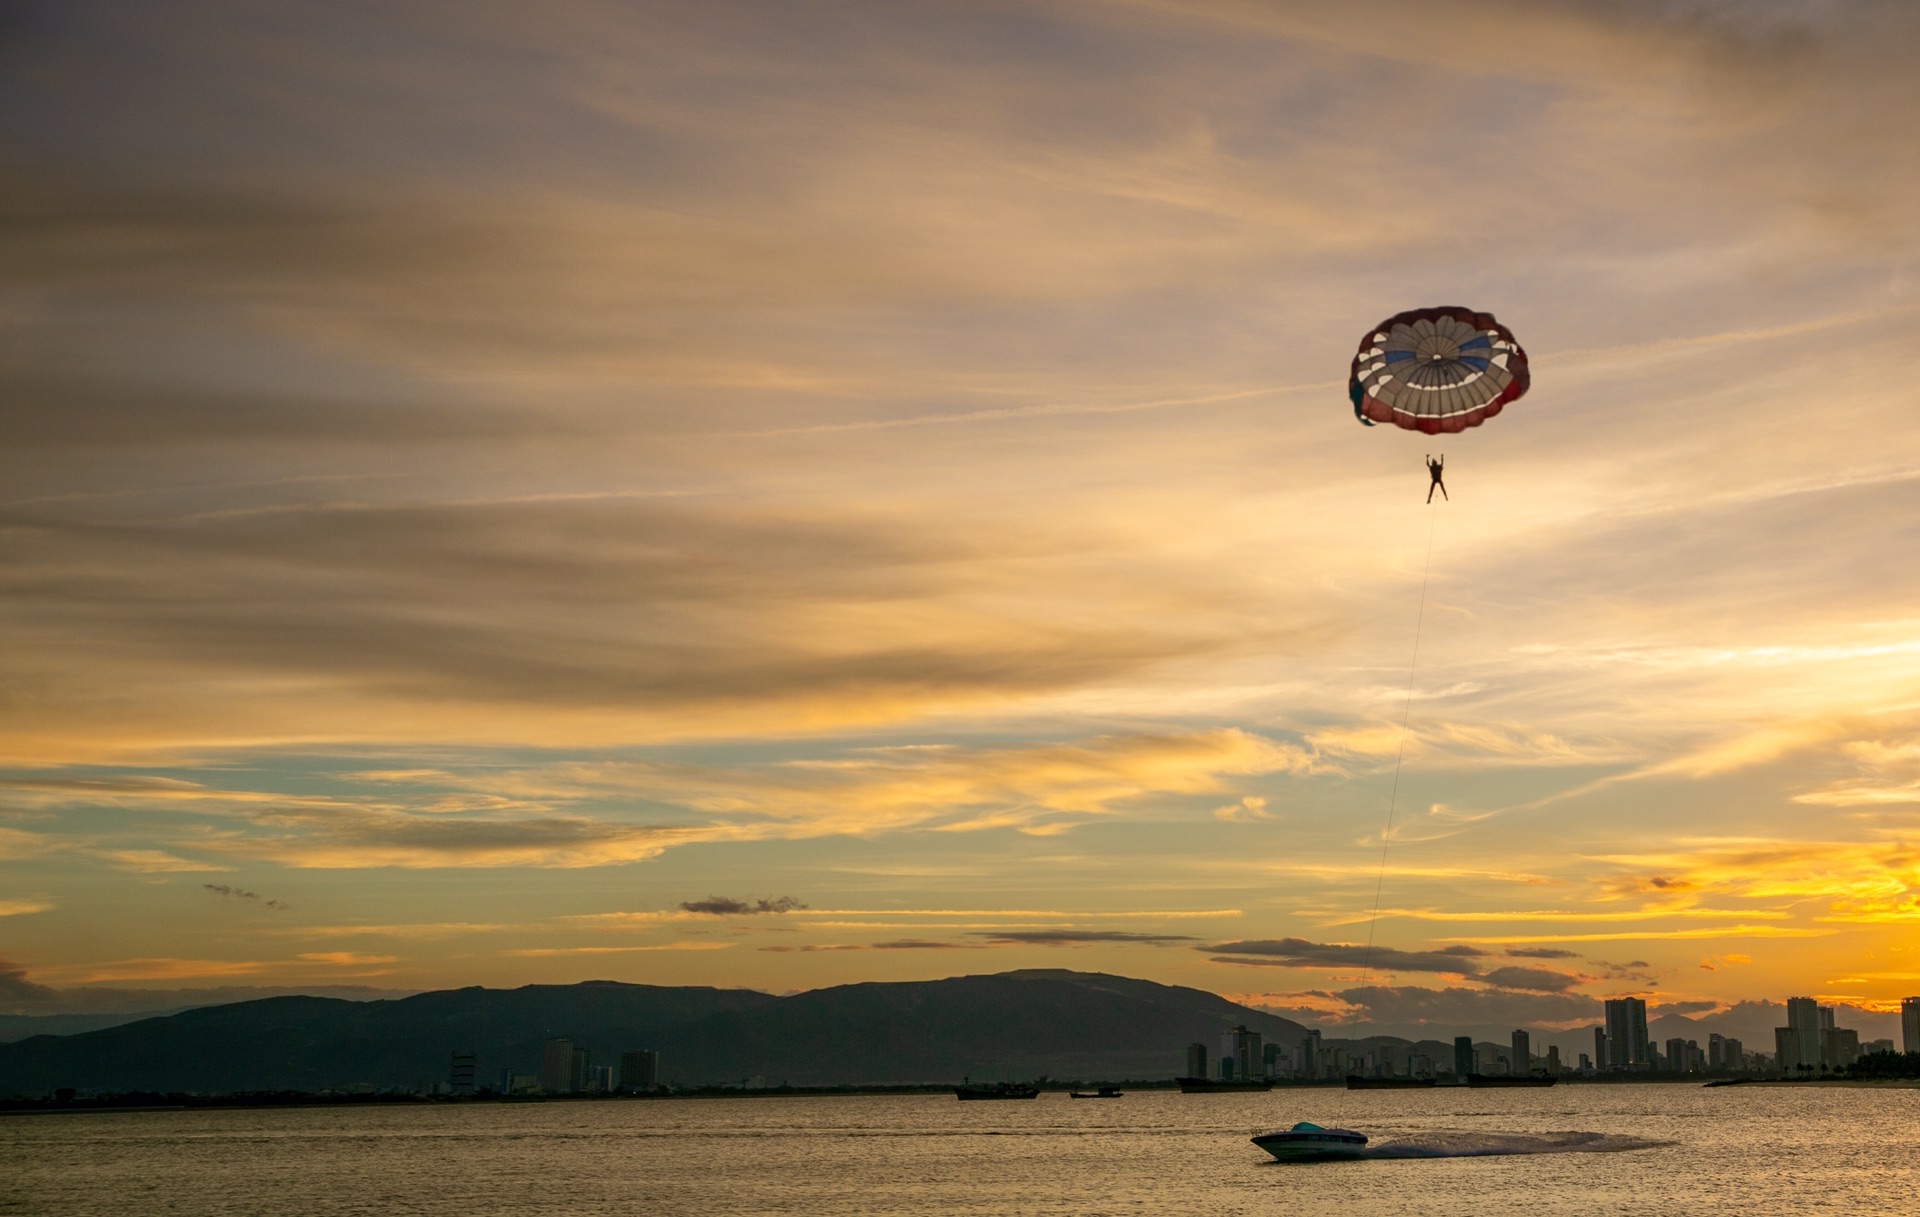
[[8, 1075, 1918, 1115]]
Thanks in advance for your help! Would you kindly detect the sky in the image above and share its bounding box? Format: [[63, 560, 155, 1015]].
[[4, 0, 1920, 1041]]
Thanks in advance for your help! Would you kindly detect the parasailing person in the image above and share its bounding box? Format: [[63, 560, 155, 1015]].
[[1348, 305, 1531, 499]]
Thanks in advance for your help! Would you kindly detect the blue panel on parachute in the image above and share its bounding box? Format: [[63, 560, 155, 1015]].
[[1458, 335, 1491, 350]]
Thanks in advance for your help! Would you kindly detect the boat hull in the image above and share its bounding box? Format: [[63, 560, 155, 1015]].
[[1175, 1076, 1273, 1093], [1345, 1075, 1436, 1090], [1466, 1074, 1557, 1088], [1251, 1130, 1370, 1162], [954, 1085, 1039, 1100]]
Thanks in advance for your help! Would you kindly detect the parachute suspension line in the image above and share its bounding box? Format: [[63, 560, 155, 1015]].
[[1346, 500, 1440, 1046]]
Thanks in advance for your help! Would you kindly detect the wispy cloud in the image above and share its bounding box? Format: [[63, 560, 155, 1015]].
[[973, 930, 1198, 946], [1205, 937, 1490, 974], [678, 895, 808, 916]]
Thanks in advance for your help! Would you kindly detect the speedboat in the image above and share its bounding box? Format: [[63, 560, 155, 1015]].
[[1251, 1122, 1369, 1162]]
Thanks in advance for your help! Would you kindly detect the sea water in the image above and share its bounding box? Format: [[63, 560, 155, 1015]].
[[4, 1083, 1916, 1215]]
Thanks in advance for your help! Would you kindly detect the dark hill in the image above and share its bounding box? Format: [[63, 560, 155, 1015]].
[[0, 970, 1308, 1094], [659, 969, 1308, 1084], [0, 981, 773, 1095]]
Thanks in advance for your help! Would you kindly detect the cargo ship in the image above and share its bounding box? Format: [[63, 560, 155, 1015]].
[[1465, 1073, 1556, 1088], [1345, 1075, 1437, 1090], [954, 1081, 1040, 1100], [1175, 1076, 1273, 1093]]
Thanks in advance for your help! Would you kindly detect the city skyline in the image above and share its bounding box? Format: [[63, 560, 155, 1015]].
[[5, 0, 1920, 1034]]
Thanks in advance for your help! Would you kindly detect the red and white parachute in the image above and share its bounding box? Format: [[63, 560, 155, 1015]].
[[1349, 306, 1530, 434]]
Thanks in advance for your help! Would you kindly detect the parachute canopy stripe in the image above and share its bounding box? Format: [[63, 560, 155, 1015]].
[[1349, 306, 1529, 433]]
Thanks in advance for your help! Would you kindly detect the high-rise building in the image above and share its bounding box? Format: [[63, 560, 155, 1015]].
[[1785, 997, 1823, 1071], [1722, 1037, 1744, 1072], [1545, 1045, 1562, 1075], [1453, 1036, 1473, 1079], [1300, 1030, 1322, 1081], [620, 1049, 660, 1091], [449, 1051, 476, 1095], [1510, 1030, 1531, 1076], [540, 1038, 588, 1094], [1902, 997, 1920, 1055], [1593, 1026, 1607, 1073], [1665, 1037, 1689, 1074], [1774, 1026, 1800, 1073], [1822, 1027, 1860, 1070], [1185, 1043, 1208, 1079], [1222, 1026, 1264, 1082], [1708, 1033, 1727, 1071], [1603, 998, 1648, 1071]]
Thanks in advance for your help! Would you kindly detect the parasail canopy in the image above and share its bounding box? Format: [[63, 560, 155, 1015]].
[[1349, 306, 1529, 433]]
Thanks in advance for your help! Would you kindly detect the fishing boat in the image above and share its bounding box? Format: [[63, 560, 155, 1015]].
[[1068, 1087, 1123, 1099], [1251, 1122, 1369, 1162], [1345, 1075, 1436, 1090], [1466, 1073, 1557, 1088], [954, 1081, 1040, 1100], [1175, 1076, 1273, 1093]]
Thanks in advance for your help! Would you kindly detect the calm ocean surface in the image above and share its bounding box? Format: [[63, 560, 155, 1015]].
[[5, 1083, 1917, 1215]]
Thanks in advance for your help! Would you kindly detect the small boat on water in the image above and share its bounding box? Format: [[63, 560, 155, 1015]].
[[1175, 1076, 1273, 1093], [1466, 1073, 1556, 1088], [1345, 1075, 1436, 1090], [954, 1082, 1040, 1100], [1704, 1077, 1751, 1088], [1251, 1122, 1369, 1162], [1068, 1087, 1123, 1099]]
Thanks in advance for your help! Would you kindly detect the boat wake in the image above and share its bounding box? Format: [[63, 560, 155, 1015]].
[[1359, 1130, 1668, 1159]]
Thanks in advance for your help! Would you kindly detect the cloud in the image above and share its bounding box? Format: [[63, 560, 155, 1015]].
[[1205, 938, 1489, 974], [678, 895, 808, 916], [972, 930, 1198, 946], [1333, 984, 1604, 1030], [100, 850, 231, 873], [1213, 796, 1271, 823], [294, 952, 398, 967], [760, 939, 968, 952], [1506, 947, 1579, 959], [502, 943, 735, 957], [0, 959, 59, 1006], [1797, 737, 1920, 807], [203, 883, 289, 909], [0, 899, 54, 917], [1479, 965, 1589, 993]]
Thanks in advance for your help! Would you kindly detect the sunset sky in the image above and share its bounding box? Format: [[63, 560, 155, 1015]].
[[5, 0, 1920, 1038]]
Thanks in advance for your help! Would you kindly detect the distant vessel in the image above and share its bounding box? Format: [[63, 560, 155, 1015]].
[[1251, 1122, 1369, 1162], [1704, 1077, 1752, 1088], [1068, 1087, 1122, 1099], [954, 1082, 1040, 1100], [1345, 1075, 1436, 1090], [1176, 1076, 1273, 1093], [1466, 1073, 1556, 1088]]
